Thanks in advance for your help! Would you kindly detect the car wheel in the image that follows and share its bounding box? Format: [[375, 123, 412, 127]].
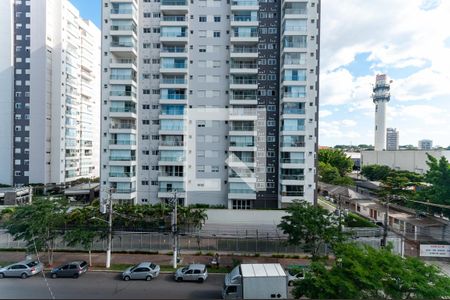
[[123, 276, 130, 281], [176, 277, 182, 282], [21, 273, 28, 279], [51, 273, 57, 279], [198, 278, 204, 283], [73, 273, 79, 279], [145, 275, 152, 281], [0, 273, 4, 279]]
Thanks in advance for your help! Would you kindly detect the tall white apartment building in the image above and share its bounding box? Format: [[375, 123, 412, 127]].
[[101, 0, 320, 208], [386, 128, 399, 151], [0, 0, 101, 186], [418, 139, 433, 150]]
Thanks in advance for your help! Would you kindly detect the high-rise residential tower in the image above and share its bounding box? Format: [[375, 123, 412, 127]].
[[386, 128, 399, 151], [372, 74, 391, 151], [0, 0, 101, 187], [101, 0, 320, 208]]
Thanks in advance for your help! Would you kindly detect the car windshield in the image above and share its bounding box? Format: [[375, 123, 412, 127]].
[[26, 261, 38, 267], [80, 261, 87, 268], [150, 263, 156, 269], [181, 267, 189, 273]]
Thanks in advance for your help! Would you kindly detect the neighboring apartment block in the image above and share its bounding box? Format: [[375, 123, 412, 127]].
[[386, 128, 399, 151], [418, 139, 433, 150], [100, 0, 320, 208], [0, 0, 101, 186]]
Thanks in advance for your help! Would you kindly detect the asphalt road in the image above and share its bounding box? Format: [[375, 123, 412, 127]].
[[0, 272, 225, 299]]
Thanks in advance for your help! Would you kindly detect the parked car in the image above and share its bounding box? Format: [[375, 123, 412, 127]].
[[286, 265, 308, 286], [0, 260, 43, 279], [174, 264, 208, 283], [50, 261, 88, 279], [122, 262, 160, 281]]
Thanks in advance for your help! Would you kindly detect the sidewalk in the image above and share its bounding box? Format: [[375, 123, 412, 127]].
[[0, 250, 311, 271]]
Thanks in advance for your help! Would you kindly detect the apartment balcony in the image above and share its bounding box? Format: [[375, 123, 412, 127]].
[[282, 26, 308, 37], [159, 77, 188, 89], [109, 107, 137, 118], [110, 59, 137, 70], [108, 172, 136, 183], [229, 107, 257, 121], [229, 98, 258, 106], [230, 0, 259, 11], [160, 15, 188, 26], [280, 142, 306, 152], [158, 190, 186, 199], [109, 90, 137, 102], [158, 157, 185, 166], [160, 46, 188, 58], [160, 0, 188, 13], [160, 32, 188, 43], [109, 8, 138, 22], [109, 24, 137, 37], [282, 79, 307, 88], [229, 78, 258, 90], [229, 144, 256, 152], [230, 62, 258, 74], [230, 32, 258, 43], [159, 141, 184, 150], [111, 188, 137, 200], [109, 41, 137, 57], [109, 75, 137, 86], [109, 156, 137, 167], [230, 46, 258, 58], [229, 124, 256, 136], [109, 123, 137, 133], [230, 16, 258, 27], [160, 62, 188, 74]]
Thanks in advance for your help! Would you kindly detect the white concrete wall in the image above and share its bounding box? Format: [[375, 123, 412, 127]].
[[0, 0, 14, 186], [361, 150, 450, 174], [205, 209, 286, 226]]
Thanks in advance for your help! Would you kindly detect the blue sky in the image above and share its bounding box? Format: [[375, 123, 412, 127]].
[[71, 0, 450, 147]]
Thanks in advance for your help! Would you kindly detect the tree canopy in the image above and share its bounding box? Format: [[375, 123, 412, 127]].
[[278, 200, 344, 259], [319, 148, 354, 177], [293, 243, 450, 299]]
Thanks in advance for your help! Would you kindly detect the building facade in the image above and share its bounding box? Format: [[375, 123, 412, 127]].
[[101, 0, 320, 208], [386, 128, 399, 151], [418, 139, 433, 150], [0, 0, 100, 186]]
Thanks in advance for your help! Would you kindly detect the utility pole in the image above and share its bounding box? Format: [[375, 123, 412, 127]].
[[171, 191, 178, 269], [382, 196, 390, 248], [103, 188, 114, 269]]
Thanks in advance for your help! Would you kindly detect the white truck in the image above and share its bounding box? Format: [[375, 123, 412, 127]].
[[222, 264, 288, 300]]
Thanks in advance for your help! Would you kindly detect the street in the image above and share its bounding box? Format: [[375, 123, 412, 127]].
[[0, 272, 224, 299]]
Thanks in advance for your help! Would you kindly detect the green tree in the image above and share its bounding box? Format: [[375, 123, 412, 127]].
[[293, 243, 450, 299], [5, 199, 67, 265], [64, 204, 108, 266], [319, 148, 354, 177], [177, 206, 208, 232], [318, 161, 340, 184], [278, 200, 344, 259]]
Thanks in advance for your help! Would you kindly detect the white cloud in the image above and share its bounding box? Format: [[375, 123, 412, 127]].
[[319, 110, 332, 118]]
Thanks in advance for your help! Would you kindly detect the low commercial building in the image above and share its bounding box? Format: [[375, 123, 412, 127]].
[[361, 150, 450, 174], [0, 186, 32, 205]]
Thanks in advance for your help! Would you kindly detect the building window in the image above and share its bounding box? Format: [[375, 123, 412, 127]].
[[214, 16, 221, 22], [199, 16, 207, 22], [213, 31, 220, 38], [232, 200, 253, 210]]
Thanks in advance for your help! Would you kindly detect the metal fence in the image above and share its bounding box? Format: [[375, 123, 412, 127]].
[[0, 229, 404, 256]]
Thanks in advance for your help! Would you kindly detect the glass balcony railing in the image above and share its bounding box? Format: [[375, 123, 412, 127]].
[[230, 141, 255, 147], [282, 126, 305, 131], [110, 9, 134, 15], [114, 188, 137, 194], [109, 140, 137, 145], [229, 156, 255, 163], [281, 158, 305, 164], [159, 156, 185, 162], [284, 26, 307, 32], [281, 175, 305, 180], [281, 191, 304, 197], [233, 32, 258, 38], [159, 172, 184, 177], [109, 156, 136, 161], [109, 107, 136, 113], [161, 78, 187, 84], [110, 91, 137, 98], [284, 93, 306, 98], [110, 123, 136, 129], [281, 141, 305, 147], [231, 47, 258, 53], [284, 76, 306, 81], [110, 75, 136, 81], [283, 109, 305, 114], [161, 0, 187, 5], [161, 63, 187, 69], [109, 172, 136, 178], [111, 42, 137, 49], [161, 46, 187, 53], [160, 140, 184, 146], [161, 94, 187, 100], [231, 63, 258, 69], [230, 125, 254, 131], [162, 16, 186, 21], [230, 108, 257, 115], [159, 187, 185, 192], [233, 16, 258, 22], [160, 32, 188, 38], [110, 25, 137, 34], [229, 189, 255, 194], [284, 9, 307, 15], [231, 78, 257, 84], [231, 0, 258, 6]]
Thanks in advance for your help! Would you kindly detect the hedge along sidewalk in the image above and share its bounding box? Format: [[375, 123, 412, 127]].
[[0, 250, 312, 272]]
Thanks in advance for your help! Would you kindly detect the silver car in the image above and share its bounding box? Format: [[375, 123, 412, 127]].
[[174, 264, 208, 283], [0, 260, 43, 279], [122, 262, 160, 281]]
